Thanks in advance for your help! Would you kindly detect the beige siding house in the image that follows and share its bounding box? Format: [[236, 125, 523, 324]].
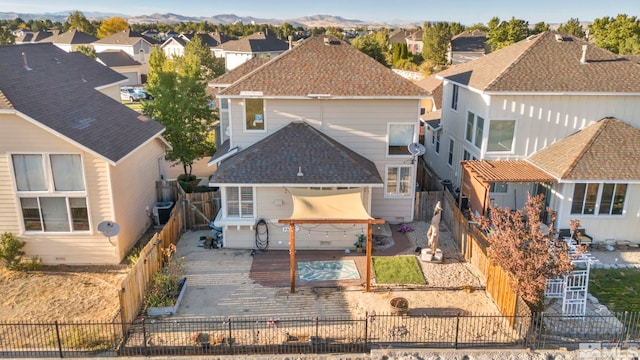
[[208, 35, 431, 251], [431, 32, 640, 243], [0, 43, 167, 265]]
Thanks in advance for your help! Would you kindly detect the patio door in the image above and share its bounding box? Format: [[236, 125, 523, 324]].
[[534, 183, 551, 223]]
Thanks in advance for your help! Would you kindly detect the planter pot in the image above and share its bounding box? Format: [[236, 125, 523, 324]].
[[390, 297, 409, 315], [147, 277, 187, 316], [356, 247, 363, 253]]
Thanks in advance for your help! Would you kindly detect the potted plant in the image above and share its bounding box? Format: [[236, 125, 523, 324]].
[[145, 245, 187, 316], [354, 234, 366, 253]]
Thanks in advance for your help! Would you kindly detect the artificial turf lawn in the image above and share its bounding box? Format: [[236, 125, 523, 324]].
[[589, 268, 640, 312], [372, 256, 426, 285]]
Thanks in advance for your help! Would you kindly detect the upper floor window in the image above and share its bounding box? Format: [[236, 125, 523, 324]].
[[385, 166, 412, 198], [244, 98, 265, 131], [451, 84, 459, 111], [487, 120, 515, 152], [448, 139, 455, 166], [388, 123, 416, 156], [12, 154, 89, 232], [226, 186, 254, 218], [465, 111, 484, 149], [433, 130, 441, 154], [571, 183, 627, 216]]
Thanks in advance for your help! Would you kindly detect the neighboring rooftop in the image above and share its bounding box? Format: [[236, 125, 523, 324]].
[[51, 30, 98, 45], [96, 50, 141, 67], [182, 32, 230, 47], [415, 74, 443, 109], [450, 30, 487, 52], [209, 57, 271, 87], [94, 29, 158, 45], [219, 35, 431, 98], [209, 121, 383, 185], [219, 31, 289, 53], [0, 43, 164, 164], [528, 117, 640, 181], [437, 31, 640, 93]]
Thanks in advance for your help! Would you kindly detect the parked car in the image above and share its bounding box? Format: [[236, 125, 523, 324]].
[[120, 87, 146, 102], [132, 87, 153, 100]]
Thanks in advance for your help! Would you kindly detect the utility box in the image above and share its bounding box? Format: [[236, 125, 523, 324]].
[[153, 201, 174, 225]]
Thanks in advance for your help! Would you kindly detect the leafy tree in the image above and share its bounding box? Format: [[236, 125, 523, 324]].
[[486, 16, 530, 51], [77, 45, 97, 59], [97, 17, 129, 39], [67, 10, 94, 35], [475, 194, 574, 310], [0, 26, 15, 44], [421, 21, 452, 66], [143, 47, 216, 178], [531, 21, 550, 35], [449, 22, 465, 36], [557, 18, 585, 38], [350, 33, 387, 65], [589, 14, 640, 54], [182, 34, 225, 80], [467, 23, 489, 32]]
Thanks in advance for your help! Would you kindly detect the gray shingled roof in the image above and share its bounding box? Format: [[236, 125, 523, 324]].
[[527, 118, 640, 181], [450, 30, 487, 52], [96, 50, 141, 67], [438, 31, 640, 93], [94, 29, 157, 46], [219, 31, 289, 53], [0, 43, 164, 164], [220, 35, 431, 97], [52, 30, 98, 45], [210, 122, 383, 185]]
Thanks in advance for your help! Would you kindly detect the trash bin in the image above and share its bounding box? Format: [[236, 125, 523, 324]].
[[153, 201, 174, 225]]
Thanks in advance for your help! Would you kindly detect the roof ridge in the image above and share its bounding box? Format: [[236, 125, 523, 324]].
[[486, 32, 546, 90], [0, 89, 14, 109], [560, 118, 611, 178]]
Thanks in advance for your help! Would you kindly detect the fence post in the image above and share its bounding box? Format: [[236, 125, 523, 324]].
[[54, 320, 64, 358], [364, 312, 368, 347], [315, 317, 319, 353], [227, 318, 233, 351], [454, 313, 460, 349], [142, 318, 148, 356]]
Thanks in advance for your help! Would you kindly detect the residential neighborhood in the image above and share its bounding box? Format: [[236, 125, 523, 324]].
[[1, 4, 640, 358]]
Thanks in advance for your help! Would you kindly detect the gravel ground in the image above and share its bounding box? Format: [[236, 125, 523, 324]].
[[590, 247, 640, 267]]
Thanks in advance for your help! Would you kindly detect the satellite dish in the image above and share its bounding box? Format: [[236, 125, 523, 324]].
[[408, 143, 426, 156], [98, 221, 120, 246]]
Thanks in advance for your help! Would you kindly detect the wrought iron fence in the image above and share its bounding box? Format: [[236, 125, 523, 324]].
[[3, 312, 640, 357]]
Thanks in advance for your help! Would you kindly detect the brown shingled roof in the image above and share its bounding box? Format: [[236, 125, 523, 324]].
[[220, 35, 431, 98], [528, 118, 640, 181], [209, 57, 271, 87], [415, 74, 443, 108], [52, 30, 98, 45], [437, 31, 640, 93], [94, 29, 155, 46]]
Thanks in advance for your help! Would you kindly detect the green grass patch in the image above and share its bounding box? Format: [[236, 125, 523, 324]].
[[123, 102, 144, 112], [589, 269, 640, 312], [372, 256, 425, 285]]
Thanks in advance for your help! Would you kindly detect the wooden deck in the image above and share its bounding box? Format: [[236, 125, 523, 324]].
[[249, 225, 413, 288]]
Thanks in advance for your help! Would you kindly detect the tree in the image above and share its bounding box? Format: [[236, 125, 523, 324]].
[[77, 45, 97, 59], [531, 21, 550, 35], [184, 34, 225, 80], [143, 47, 216, 178], [422, 22, 452, 66], [475, 194, 574, 310], [67, 10, 94, 35], [0, 26, 15, 44], [97, 17, 129, 38], [486, 17, 530, 51], [557, 18, 585, 38], [589, 14, 640, 54], [350, 34, 387, 65]]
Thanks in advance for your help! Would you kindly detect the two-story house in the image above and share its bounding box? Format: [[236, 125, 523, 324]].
[[93, 29, 157, 75], [218, 31, 290, 71], [208, 35, 431, 250], [429, 31, 640, 243], [0, 43, 167, 265]]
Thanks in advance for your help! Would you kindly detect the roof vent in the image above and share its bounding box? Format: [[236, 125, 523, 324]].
[[324, 36, 330, 45], [296, 166, 304, 177], [580, 44, 588, 64], [21, 52, 32, 71], [555, 34, 564, 42]]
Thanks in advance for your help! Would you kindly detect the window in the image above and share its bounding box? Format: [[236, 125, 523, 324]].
[[571, 183, 627, 216], [490, 182, 508, 193], [386, 166, 412, 198], [451, 84, 459, 111], [487, 120, 515, 152], [434, 130, 441, 154], [388, 123, 416, 156], [226, 187, 254, 218], [448, 139, 455, 166], [474, 117, 484, 148], [465, 112, 484, 149], [244, 98, 265, 131], [12, 154, 89, 232]]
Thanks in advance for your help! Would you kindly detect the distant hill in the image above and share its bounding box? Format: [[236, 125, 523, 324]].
[[0, 11, 125, 22]]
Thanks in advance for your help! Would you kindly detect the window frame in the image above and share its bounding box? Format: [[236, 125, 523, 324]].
[[486, 119, 516, 153], [447, 139, 455, 167], [571, 182, 628, 216], [434, 130, 441, 154], [11, 153, 90, 234], [384, 165, 413, 199], [450, 84, 459, 111], [490, 182, 509, 194], [243, 98, 266, 132], [224, 186, 255, 218], [387, 122, 417, 157]]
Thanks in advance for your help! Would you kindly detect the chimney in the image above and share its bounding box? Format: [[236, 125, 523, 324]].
[[21, 52, 32, 71], [580, 45, 588, 64], [288, 35, 293, 50]]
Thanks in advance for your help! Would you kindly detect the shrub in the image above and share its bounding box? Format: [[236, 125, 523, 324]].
[[0, 232, 26, 270], [177, 174, 197, 182], [143, 245, 186, 310], [178, 180, 193, 193]]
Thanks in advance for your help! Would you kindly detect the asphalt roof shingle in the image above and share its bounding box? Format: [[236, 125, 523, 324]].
[[220, 35, 431, 98], [219, 31, 289, 53], [0, 43, 164, 164], [437, 31, 640, 93], [96, 50, 141, 67], [94, 29, 157, 46], [528, 118, 640, 181], [51, 30, 98, 45], [210, 122, 383, 185]]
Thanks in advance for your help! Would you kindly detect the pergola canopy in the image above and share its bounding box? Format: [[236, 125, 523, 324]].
[[286, 188, 373, 221]]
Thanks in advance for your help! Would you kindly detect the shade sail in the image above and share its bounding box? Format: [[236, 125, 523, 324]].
[[286, 188, 373, 220]]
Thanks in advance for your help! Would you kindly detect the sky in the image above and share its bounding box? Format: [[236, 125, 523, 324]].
[[1, 0, 639, 25]]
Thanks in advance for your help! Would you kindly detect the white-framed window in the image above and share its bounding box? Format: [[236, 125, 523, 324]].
[[387, 123, 416, 156], [244, 98, 265, 131], [462, 149, 477, 161], [571, 183, 627, 216], [465, 111, 484, 149], [447, 139, 455, 166], [12, 154, 89, 232], [434, 130, 441, 154], [490, 182, 508, 194], [450, 84, 459, 111], [226, 186, 254, 218], [487, 119, 516, 152], [385, 166, 412, 198]]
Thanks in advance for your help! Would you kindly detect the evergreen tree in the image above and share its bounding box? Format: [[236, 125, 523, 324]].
[[557, 18, 585, 38], [67, 10, 94, 35], [486, 17, 529, 51], [589, 14, 640, 54], [421, 22, 451, 66]]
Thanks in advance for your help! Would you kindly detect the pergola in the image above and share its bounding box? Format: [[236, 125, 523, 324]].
[[278, 188, 385, 293], [460, 160, 558, 215]]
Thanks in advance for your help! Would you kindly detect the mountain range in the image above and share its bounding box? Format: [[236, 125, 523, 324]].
[[0, 11, 410, 28]]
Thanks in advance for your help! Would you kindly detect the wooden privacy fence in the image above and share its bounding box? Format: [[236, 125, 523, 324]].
[[161, 181, 220, 230], [118, 195, 185, 325], [413, 191, 443, 222]]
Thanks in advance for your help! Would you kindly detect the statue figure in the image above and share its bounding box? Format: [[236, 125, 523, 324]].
[[427, 201, 442, 253]]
